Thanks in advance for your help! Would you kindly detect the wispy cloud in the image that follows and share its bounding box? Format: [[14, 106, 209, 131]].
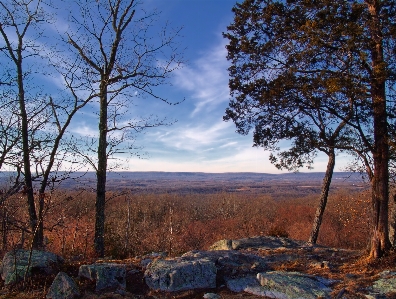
[[173, 40, 230, 116], [121, 146, 283, 173], [70, 124, 97, 138], [152, 120, 233, 152]]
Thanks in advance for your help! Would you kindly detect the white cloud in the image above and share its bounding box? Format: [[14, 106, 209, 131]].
[[173, 40, 230, 116], [219, 142, 238, 148], [152, 120, 233, 152], [121, 146, 281, 173], [71, 124, 97, 138]]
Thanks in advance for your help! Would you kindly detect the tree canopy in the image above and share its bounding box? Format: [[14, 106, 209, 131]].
[[224, 0, 396, 258]]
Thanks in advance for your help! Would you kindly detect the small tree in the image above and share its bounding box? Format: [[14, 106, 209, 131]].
[[65, 0, 183, 257], [0, 0, 50, 248], [0, 0, 94, 249]]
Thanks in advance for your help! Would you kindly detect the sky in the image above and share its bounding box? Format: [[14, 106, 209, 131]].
[[1, 0, 352, 174], [65, 0, 350, 174]]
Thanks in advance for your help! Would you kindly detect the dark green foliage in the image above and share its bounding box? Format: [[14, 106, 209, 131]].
[[223, 0, 383, 167], [223, 0, 396, 257]]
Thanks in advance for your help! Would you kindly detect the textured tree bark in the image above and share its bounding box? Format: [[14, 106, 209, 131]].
[[94, 83, 108, 258], [308, 150, 335, 245], [366, 0, 391, 259], [17, 49, 39, 248]]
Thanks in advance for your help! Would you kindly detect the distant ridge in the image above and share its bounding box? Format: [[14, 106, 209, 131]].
[[68, 171, 366, 181], [0, 171, 367, 182], [0, 171, 368, 196]]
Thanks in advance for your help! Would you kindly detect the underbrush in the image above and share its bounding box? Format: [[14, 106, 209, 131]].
[[0, 189, 371, 259]]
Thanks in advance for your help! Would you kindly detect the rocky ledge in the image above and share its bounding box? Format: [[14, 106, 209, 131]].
[[0, 236, 395, 298]]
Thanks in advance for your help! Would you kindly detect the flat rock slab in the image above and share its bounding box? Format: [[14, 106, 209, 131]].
[[46, 272, 80, 299], [144, 258, 217, 292], [210, 236, 306, 251], [0, 249, 63, 285], [227, 271, 334, 299], [79, 263, 126, 292], [182, 250, 267, 279], [365, 271, 396, 299]]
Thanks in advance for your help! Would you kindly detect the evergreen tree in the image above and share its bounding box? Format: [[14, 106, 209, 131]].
[[224, 0, 396, 258]]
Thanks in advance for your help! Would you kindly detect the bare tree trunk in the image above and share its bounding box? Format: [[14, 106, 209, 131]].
[[308, 150, 335, 244], [94, 83, 108, 257], [366, 0, 391, 259], [17, 53, 39, 248]]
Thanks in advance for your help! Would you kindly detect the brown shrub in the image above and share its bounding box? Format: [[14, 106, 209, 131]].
[[0, 187, 372, 259]]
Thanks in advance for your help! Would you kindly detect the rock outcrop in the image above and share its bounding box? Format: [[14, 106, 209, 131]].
[[2, 237, 396, 298], [144, 258, 217, 292], [78, 263, 126, 292], [365, 270, 396, 299], [227, 271, 334, 299], [210, 236, 306, 251], [226, 272, 333, 299], [181, 250, 268, 280], [46, 272, 80, 299], [0, 249, 63, 285]]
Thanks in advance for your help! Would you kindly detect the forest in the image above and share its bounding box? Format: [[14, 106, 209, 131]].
[[0, 173, 371, 259]]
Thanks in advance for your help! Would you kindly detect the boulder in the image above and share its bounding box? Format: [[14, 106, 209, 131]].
[[227, 271, 334, 299], [182, 250, 267, 279], [225, 275, 261, 293], [203, 293, 221, 299], [209, 236, 305, 251], [365, 270, 396, 299], [0, 249, 63, 285], [78, 263, 126, 292], [144, 258, 217, 292], [46, 272, 80, 299]]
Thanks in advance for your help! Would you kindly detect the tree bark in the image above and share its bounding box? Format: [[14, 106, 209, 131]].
[[308, 150, 335, 244], [16, 42, 39, 248], [366, 0, 391, 259], [94, 82, 108, 257]]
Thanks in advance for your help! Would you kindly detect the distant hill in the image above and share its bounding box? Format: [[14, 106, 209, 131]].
[[69, 171, 367, 181], [0, 171, 368, 197]]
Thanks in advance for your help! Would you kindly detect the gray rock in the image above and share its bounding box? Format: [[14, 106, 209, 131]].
[[1, 249, 63, 285], [226, 271, 334, 298], [182, 250, 267, 278], [78, 263, 126, 292], [257, 271, 333, 299], [140, 258, 152, 268], [209, 236, 305, 251], [365, 271, 396, 299], [203, 293, 221, 299], [46, 272, 80, 299], [225, 275, 261, 292], [144, 258, 217, 292]]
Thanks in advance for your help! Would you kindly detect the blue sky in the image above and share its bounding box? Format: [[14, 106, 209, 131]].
[[1, 0, 350, 173], [63, 0, 348, 173]]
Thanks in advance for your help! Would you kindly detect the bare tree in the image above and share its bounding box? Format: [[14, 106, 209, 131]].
[[0, 0, 49, 248], [65, 0, 183, 257], [0, 0, 95, 249]]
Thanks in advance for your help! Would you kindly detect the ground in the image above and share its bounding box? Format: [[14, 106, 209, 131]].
[[1, 245, 396, 299]]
